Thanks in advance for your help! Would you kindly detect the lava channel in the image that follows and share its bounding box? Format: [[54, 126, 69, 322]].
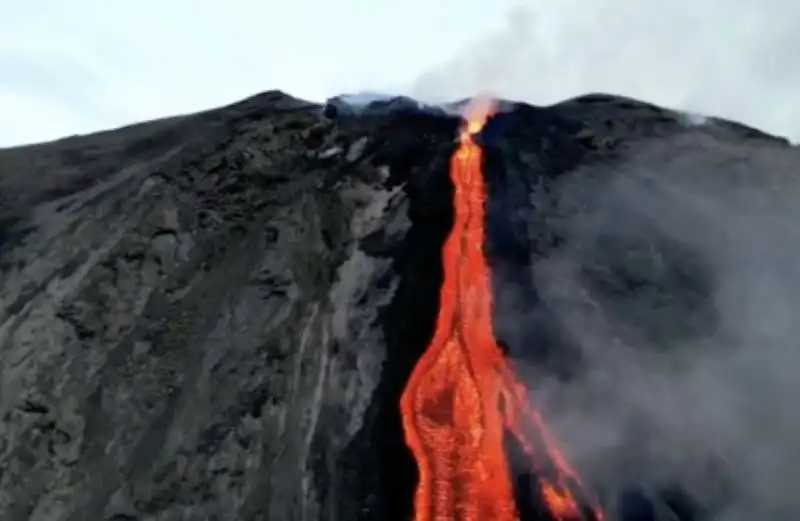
[[399, 97, 606, 521]]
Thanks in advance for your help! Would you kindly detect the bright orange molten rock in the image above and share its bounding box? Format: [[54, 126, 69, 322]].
[[399, 98, 606, 521]]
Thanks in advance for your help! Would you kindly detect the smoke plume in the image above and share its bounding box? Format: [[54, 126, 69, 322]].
[[515, 132, 800, 520], [408, 1, 800, 142]]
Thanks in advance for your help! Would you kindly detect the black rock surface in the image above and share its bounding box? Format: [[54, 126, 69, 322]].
[[0, 90, 795, 521]]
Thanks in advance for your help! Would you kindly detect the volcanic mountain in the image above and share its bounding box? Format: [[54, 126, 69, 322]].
[[0, 90, 796, 521]]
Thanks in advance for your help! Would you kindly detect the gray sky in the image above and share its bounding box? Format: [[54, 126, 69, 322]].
[[2, 1, 799, 146]]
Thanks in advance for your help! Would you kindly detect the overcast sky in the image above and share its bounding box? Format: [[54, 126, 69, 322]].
[[2, 1, 799, 147]]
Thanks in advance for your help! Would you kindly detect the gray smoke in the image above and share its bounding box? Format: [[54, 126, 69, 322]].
[[518, 132, 800, 520], [322, 91, 462, 119]]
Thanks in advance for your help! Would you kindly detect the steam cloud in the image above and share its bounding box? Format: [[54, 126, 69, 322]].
[[408, 1, 800, 142]]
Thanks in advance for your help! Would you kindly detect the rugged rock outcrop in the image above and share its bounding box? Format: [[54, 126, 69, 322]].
[[0, 90, 795, 521]]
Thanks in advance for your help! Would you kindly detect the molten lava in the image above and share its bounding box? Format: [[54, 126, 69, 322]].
[[399, 98, 606, 521]]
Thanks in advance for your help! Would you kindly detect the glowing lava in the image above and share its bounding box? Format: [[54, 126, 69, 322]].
[[399, 97, 606, 521]]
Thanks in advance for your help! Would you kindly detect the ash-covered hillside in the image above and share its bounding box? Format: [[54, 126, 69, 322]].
[[0, 90, 797, 521]]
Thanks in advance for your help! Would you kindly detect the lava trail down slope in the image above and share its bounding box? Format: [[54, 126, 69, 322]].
[[400, 97, 603, 521], [0, 90, 795, 521]]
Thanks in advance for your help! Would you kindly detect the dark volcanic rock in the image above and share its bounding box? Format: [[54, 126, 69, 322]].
[[0, 90, 796, 521]]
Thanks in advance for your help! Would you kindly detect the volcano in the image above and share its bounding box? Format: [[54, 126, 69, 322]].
[[0, 90, 794, 521]]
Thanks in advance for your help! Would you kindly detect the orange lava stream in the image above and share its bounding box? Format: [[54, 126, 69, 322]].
[[399, 98, 606, 521]]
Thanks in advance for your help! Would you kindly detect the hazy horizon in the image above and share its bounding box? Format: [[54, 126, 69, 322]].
[[2, 1, 800, 146]]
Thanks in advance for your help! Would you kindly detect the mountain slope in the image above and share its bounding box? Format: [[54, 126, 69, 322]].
[[0, 90, 796, 521]]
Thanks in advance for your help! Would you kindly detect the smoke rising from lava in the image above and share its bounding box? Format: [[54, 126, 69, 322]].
[[494, 133, 800, 520]]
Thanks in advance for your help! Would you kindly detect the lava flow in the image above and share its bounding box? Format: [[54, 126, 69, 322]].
[[399, 98, 606, 521]]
